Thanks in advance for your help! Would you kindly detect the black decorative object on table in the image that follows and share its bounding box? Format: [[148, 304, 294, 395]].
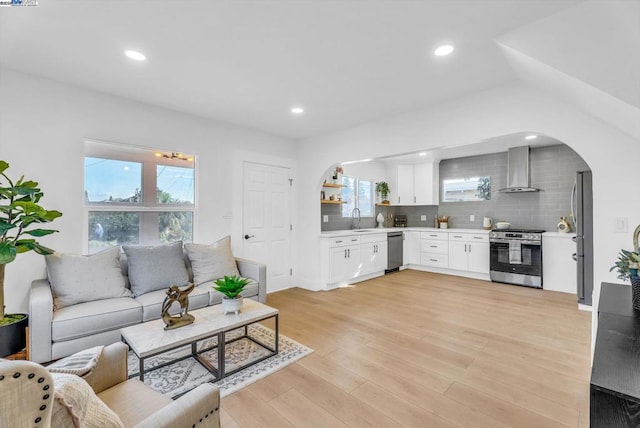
[[591, 282, 640, 427]]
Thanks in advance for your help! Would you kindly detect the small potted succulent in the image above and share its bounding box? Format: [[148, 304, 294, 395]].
[[611, 249, 640, 309], [213, 275, 251, 315]]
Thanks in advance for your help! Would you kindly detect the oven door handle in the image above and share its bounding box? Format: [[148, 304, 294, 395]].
[[490, 239, 541, 246]]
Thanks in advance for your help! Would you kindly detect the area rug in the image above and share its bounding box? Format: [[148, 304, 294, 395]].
[[127, 324, 312, 398]]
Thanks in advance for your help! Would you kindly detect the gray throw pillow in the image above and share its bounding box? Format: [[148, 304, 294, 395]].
[[122, 241, 189, 296], [46, 247, 131, 310], [185, 236, 240, 285]]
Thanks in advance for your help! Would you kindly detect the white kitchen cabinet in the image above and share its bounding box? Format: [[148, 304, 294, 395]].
[[395, 162, 439, 205], [328, 236, 361, 283], [542, 233, 577, 294], [421, 231, 449, 268], [361, 233, 388, 274], [403, 231, 420, 265], [448, 233, 489, 274]]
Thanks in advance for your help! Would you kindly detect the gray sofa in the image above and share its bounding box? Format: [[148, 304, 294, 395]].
[[29, 254, 266, 364]]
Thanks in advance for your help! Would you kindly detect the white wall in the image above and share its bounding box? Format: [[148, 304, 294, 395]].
[[0, 68, 296, 313], [295, 81, 640, 346]]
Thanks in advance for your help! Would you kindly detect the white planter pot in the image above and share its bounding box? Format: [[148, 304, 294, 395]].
[[221, 297, 243, 315]]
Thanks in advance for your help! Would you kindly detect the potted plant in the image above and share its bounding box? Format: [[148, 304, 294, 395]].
[[611, 249, 640, 309], [375, 181, 390, 204], [213, 275, 251, 315], [332, 166, 344, 183], [0, 160, 62, 356]]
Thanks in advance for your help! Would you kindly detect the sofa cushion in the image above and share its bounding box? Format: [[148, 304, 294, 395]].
[[46, 247, 132, 310], [122, 241, 189, 297], [185, 236, 240, 285], [98, 379, 171, 427], [134, 284, 210, 322], [52, 298, 142, 342], [51, 372, 124, 428]]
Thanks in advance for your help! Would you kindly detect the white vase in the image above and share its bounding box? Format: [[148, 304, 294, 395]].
[[376, 212, 385, 228], [221, 297, 243, 315]]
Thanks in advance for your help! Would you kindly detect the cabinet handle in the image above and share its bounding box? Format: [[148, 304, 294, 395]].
[[430, 245, 437, 248], [347, 248, 350, 257], [474, 236, 483, 240], [454, 235, 463, 238], [351, 239, 358, 242], [336, 240, 343, 243], [430, 259, 438, 262], [469, 245, 471, 253], [344, 249, 347, 258], [414, 196, 416, 203], [398, 196, 401, 203], [465, 244, 467, 252]]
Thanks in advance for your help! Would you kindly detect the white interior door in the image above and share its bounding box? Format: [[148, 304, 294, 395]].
[[243, 162, 291, 293]]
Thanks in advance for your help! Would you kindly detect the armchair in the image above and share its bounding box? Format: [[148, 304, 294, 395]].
[[0, 342, 220, 427]]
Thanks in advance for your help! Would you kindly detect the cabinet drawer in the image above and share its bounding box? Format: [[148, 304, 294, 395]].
[[421, 240, 448, 254], [360, 233, 387, 244], [449, 233, 469, 241], [329, 236, 360, 247], [468, 234, 488, 243], [420, 253, 449, 268], [421, 231, 448, 241]]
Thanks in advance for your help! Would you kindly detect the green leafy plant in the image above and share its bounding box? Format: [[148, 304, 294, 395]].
[[610, 249, 640, 282], [0, 160, 62, 320], [375, 181, 390, 202], [213, 275, 251, 299], [475, 177, 491, 200]]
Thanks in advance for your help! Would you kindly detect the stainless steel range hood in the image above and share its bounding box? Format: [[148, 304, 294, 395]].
[[498, 146, 540, 193]]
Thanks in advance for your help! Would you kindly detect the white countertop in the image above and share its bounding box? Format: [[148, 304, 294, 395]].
[[320, 227, 490, 238], [543, 232, 577, 238]]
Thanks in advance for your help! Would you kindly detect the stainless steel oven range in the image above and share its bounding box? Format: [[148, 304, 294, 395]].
[[489, 229, 544, 288]]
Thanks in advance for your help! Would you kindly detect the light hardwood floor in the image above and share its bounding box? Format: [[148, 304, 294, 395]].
[[221, 270, 592, 428]]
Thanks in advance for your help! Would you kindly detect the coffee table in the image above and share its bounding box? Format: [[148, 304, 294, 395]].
[[120, 299, 279, 382]]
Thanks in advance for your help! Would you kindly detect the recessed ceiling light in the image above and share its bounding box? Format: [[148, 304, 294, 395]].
[[525, 135, 538, 140], [125, 50, 146, 61], [290, 107, 304, 115], [434, 44, 454, 57], [418, 152, 427, 156]]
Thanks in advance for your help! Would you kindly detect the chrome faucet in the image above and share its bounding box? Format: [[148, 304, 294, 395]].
[[351, 207, 361, 229]]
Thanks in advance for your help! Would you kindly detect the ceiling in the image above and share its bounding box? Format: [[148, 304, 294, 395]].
[[0, 0, 583, 140]]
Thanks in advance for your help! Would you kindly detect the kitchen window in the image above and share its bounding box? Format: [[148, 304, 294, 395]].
[[84, 141, 195, 254], [341, 176, 374, 217]]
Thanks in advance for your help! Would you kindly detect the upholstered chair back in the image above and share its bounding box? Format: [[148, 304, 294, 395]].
[[0, 360, 54, 427]]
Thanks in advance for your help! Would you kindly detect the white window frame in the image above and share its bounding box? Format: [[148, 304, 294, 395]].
[[341, 175, 374, 218], [83, 140, 196, 253]]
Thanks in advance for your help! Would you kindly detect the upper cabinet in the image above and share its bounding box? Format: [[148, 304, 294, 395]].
[[395, 161, 439, 205]]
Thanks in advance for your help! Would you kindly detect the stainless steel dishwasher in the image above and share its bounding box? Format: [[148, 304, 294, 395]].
[[387, 231, 403, 273]]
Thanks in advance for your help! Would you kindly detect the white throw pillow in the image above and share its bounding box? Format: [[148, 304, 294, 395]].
[[47, 346, 104, 377], [185, 236, 240, 285], [51, 373, 124, 428], [46, 247, 131, 310]]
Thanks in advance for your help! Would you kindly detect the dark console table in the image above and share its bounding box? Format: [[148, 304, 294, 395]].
[[591, 282, 640, 427]]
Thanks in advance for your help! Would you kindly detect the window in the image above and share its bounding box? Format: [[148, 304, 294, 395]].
[[84, 141, 195, 254], [442, 176, 491, 202], [341, 175, 374, 217]]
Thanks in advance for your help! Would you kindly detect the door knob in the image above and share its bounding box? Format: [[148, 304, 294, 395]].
[[244, 234, 255, 240]]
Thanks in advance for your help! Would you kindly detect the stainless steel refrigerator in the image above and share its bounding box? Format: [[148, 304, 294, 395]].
[[572, 170, 593, 306]]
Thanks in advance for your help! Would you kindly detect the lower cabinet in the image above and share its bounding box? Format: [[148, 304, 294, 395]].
[[448, 233, 489, 274], [403, 231, 420, 265], [361, 234, 388, 274], [329, 243, 361, 283], [420, 231, 449, 268]]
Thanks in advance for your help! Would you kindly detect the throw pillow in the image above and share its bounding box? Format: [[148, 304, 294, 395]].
[[51, 373, 124, 428], [46, 247, 131, 310], [185, 236, 240, 285], [122, 241, 189, 296], [47, 346, 104, 377]]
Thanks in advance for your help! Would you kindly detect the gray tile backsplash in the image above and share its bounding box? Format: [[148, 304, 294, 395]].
[[320, 144, 589, 233], [321, 203, 438, 231], [438, 144, 589, 232]]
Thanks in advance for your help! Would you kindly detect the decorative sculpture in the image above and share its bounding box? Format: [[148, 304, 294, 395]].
[[161, 283, 196, 330]]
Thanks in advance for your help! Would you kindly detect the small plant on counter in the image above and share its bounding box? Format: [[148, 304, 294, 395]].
[[610, 249, 640, 281], [375, 181, 390, 203]]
